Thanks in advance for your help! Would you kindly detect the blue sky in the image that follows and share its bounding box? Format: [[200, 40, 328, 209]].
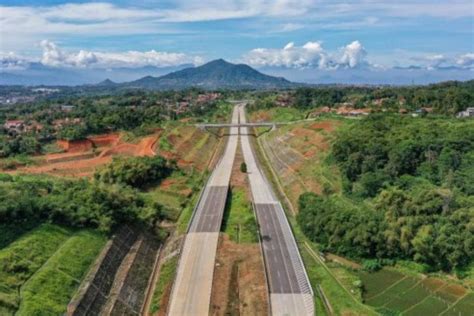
[[1, 0, 473, 84]]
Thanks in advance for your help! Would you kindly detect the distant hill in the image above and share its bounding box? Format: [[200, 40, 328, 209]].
[[121, 59, 297, 90]]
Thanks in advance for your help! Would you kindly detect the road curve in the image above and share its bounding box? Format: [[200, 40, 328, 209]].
[[239, 105, 315, 316], [167, 105, 239, 316]]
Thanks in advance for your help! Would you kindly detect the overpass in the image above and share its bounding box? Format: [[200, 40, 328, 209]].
[[196, 122, 286, 130]]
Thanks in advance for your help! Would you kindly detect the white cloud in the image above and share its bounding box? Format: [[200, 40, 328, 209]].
[[279, 23, 305, 32], [37, 40, 202, 69], [456, 53, 474, 68], [243, 40, 369, 69], [339, 41, 367, 68], [0, 52, 32, 70]]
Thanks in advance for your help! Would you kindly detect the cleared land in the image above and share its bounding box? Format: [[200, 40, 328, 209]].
[[4, 132, 160, 177], [259, 118, 342, 208], [0, 224, 105, 315]]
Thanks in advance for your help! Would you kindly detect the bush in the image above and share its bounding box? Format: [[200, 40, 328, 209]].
[[363, 260, 383, 272], [240, 162, 247, 173], [95, 156, 174, 189]]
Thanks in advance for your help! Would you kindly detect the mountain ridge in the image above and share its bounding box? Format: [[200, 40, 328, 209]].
[[120, 59, 297, 90]]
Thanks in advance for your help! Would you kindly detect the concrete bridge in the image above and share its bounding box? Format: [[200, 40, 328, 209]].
[[196, 122, 285, 131]]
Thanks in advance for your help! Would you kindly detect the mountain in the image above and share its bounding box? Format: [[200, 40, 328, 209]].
[[123, 59, 296, 90], [0, 64, 193, 86]]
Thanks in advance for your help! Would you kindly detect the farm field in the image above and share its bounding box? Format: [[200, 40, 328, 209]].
[[360, 269, 474, 316], [0, 224, 106, 315]]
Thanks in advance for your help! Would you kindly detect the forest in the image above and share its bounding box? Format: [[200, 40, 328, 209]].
[[0, 155, 174, 234], [298, 116, 474, 272], [253, 80, 474, 115]]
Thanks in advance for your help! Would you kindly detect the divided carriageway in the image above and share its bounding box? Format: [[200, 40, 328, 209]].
[[167, 103, 314, 316]]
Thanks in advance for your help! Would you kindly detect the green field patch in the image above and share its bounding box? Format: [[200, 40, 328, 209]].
[[149, 256, 179, 314], [403, 296, 449, 316], [385, 282, 432, 312], [442, 293, 474, 316], [16, 230, 106, 315], [0, 222, 38, 249], [0, 224, 72, 314], [360, 269, 406, 300], [366, 277, 418, 307], [221, 188, 258, 244]]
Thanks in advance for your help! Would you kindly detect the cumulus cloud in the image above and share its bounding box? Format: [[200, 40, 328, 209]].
[[243, 40, 369, 69], [339, 41, 367, 68], [456, 53, 474, 68], [38, 40, 202, 69]]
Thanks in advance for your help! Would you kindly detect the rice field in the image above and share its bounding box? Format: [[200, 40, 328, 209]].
[[360, 269, 474, 316]]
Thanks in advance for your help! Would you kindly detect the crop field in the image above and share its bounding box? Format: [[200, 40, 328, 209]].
[[0, 224, 105, 315], [360, 269, 474, 315]]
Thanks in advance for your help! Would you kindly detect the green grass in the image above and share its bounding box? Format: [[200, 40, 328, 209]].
[[300, 244, 377, 316], [360, 269, 406, 300], [17, 230, 105, 315], [159, 136, 173, 151], [0, 222, 38, 249], [0, 155, 37, 170], [404, 296, 449, 316], [221, 188, 258, 244], [443, 293, 474, 316], [0, 224, 105, 315], [149, 256, 178, 314], [0, 224, 72, 314], [366, 277, 419, 307]]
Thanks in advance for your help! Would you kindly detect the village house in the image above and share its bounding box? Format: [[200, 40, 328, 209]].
[[457, 107, 474, 118], [52, 118, 82, 129]]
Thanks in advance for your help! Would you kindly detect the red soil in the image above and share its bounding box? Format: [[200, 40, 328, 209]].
[[12, 132, 160, 177], [57, 139, 93, 153], [309, 121, 339, 132]]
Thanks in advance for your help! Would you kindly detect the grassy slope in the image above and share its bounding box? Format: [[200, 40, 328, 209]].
[[0, 224, 105, 315]]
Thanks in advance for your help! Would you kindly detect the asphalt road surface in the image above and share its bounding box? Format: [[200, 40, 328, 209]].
[[167, 105, 239, 316], [239, 105, 314, 316]]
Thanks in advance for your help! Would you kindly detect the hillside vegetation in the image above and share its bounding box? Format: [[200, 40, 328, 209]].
[[298, 116, 474, 272]]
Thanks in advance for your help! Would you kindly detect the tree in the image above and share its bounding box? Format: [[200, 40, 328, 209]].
[[240, 162, 247, 173]]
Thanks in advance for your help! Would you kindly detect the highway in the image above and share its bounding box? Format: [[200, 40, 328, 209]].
[[239, 105, 315, 316], [167, 105, 239, 316]]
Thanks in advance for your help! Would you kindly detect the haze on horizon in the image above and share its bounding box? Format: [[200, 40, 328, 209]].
[[1, 0, 473, 85]]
